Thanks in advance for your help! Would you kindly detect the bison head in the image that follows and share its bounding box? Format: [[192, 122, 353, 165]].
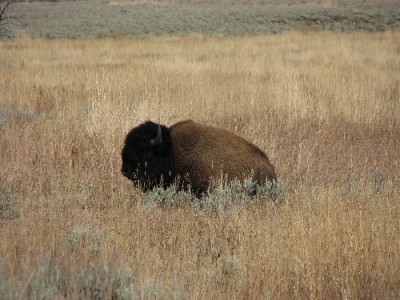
[[121, 121, 175, 190]]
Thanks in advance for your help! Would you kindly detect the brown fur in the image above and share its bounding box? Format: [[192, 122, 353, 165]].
[[169, 120, 277, 192], [121, 119, 277, 195]]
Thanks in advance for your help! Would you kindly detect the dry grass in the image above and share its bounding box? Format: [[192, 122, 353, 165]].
[[0, 31, 400, 299]]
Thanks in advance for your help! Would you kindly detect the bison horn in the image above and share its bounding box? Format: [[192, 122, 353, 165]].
[[150, 124, 162, 146]]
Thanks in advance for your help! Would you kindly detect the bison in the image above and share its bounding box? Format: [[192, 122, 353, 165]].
[[121, 120, 277, 195]]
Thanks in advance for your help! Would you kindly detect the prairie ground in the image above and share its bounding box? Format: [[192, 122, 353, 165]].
[[1, 31, 400, 298]]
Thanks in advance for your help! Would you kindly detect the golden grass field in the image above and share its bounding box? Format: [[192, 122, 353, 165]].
[[0, 31, 400, 298]]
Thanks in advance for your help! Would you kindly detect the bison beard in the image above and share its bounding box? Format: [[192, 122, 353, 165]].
[[121, 120, 277, 195]]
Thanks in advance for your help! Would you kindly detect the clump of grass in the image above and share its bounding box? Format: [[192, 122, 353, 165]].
[[217, 255, 246, 290], [257, 179, 287, 200], [0, 258, 137, 300], [78, 263, 183, 299], [77, 263, 133, 300], [372, 170, 385, 195], [0, 107, 37, 130], [144, 185, 194, 208], [0, 188, 20, 220], [199, 177, 285, 212], [66, 225, 105, 254], [111, 268, 135, 300], [340, 172, 362, 199], [200, 180, 250, 212], [142, 176, 282, 211]]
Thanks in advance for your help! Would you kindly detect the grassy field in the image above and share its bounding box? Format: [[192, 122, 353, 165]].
[[1, 31, 400, 298], [2, 0, 399, 39]]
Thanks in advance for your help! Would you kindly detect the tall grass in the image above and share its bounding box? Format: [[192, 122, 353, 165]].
[[0, 31, 399, 298]]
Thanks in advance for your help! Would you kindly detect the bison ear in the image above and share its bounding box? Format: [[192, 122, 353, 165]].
[[150, 124, 162, 146]]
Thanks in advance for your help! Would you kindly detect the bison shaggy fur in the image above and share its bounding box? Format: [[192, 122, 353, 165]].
[[121, 120, 277, 195]]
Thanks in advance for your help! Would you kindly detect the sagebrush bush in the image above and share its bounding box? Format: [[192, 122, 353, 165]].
[[66, 225, 105, 254], [0, 107, 37, 130], [0, 188, 20, 220], [142, 177, 283, 211], [144, 185, 194, 208], [217, 255, 245, 290]]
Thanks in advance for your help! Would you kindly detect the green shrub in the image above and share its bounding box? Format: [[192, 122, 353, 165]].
[[218, 255, 245, 289], [144, 185, 194, 208], [143, 177, 285, 211], [199, 178, 286, 212], [77, 263, 132, 300], [257, 179, 287, 201], [0, 188, 20, 221], [66, 225, 105, 254], [0, 107, 37, 131]]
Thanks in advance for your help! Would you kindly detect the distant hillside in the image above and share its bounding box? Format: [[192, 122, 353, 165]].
[[2, 0, 399, 39]]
